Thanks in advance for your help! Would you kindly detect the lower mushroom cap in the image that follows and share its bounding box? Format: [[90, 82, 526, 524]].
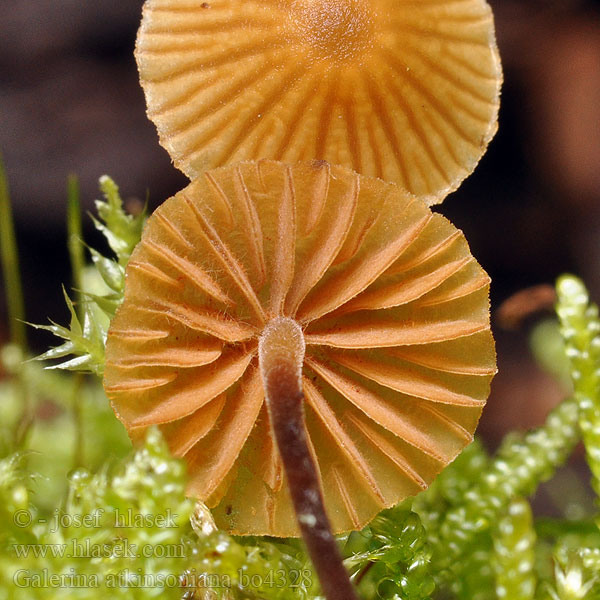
[[135, 0, 502, 202], [104, 160, 496, 536]]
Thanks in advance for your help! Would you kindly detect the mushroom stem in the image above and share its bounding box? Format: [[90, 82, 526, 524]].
[[259, 317, 359, 600]]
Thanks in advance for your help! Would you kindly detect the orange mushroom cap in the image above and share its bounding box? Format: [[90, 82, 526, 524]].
[[103, 160, 496, 536], [135, 0, 502, 202]]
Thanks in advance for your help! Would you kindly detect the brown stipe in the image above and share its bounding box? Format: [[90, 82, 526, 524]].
[[259, 317, 358, 600]]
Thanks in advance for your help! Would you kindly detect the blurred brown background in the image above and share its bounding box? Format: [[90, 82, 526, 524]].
[[1, 0, 599, 449]]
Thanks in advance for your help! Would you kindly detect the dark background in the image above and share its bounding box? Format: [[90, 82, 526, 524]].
[[1, 0, 599, 447]]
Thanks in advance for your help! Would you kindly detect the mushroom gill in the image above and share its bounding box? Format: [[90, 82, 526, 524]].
[[135, 0, 502, 202], [103, 160, 496, 537]]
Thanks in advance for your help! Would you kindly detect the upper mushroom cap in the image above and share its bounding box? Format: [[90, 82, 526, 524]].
[[135, 0, 502, 203], [104, 160, 496, 536]]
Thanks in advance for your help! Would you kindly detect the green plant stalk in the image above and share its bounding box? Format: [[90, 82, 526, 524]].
[[0, 155, 26, 351], [433, 396, 579, 585], [34, 176, 145, 376], [0, 155, 32, 448], [493, 497, 536, 600], [556, 275, 600, 501], [66, 175, 84, 318], [66, 175, 85, 468]]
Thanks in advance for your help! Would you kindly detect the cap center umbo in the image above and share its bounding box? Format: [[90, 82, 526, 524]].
[[288, 0, 374, 61]]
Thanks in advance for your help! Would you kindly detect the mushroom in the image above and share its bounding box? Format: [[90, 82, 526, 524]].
[[104, 159, 495, 539], [135, 0, 502, 201]]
